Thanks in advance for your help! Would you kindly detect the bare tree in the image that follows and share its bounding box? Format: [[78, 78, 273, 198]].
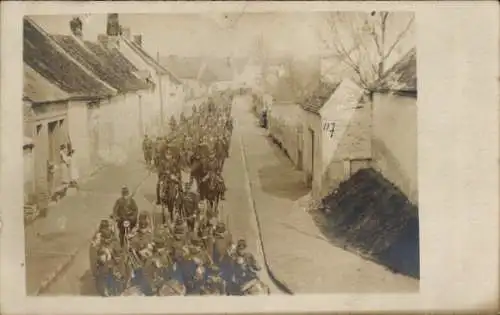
[[321, 11, 415, 90]]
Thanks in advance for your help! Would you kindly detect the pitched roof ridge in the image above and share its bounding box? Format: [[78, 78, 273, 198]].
[[25, 17, 117, 95], [121, 37, 181, 84]]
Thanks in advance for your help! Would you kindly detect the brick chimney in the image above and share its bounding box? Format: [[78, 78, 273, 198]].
[[106, 13, 121, 36], [133, 35, 143, 47], [69, 17, 83, 38]]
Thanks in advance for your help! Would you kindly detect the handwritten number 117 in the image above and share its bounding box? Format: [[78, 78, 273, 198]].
[[323, 122, 336, 138]]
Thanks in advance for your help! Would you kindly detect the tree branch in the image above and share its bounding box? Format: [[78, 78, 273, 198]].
[[383, 15, 415, 61]]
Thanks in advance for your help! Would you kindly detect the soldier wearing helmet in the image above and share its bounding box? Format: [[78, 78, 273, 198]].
[[129, 212, 154, 262], [212, 222, 232, 265], [112, 186, 139, 247]]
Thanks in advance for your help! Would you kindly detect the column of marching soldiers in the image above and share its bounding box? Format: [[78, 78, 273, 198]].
[[89, 91, 270, 296]]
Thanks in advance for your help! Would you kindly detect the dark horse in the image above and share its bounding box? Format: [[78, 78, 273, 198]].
[[189, 155, 206, 191], [199, 171, 225, 217], [159, 175, 184, 224]]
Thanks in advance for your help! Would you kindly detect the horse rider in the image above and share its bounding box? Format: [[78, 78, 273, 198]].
[[155, 151, 181, 205], [112, 186, 139, 247]]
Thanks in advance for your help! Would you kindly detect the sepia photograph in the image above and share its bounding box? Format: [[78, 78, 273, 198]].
[[1, 1, 498, 314], [21, 10, 418, 297]]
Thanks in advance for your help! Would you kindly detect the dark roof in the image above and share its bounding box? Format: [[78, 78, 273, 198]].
[[382, 47, 417, 93], [24, 64, 69, 103], [51, 35, 148, 93], [122, 38, 181, 84], [84, 40, 151, 91], [299, 81, 340, 114], [23, 18, 115, 98]]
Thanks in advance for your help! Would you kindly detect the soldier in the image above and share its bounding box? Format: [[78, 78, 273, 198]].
[[112, 186, 139, 247], [151, 236, 174, 285], [128, 213, 155, 294], [202, 265, 226, 295], [185, 237, 210, 294], [95, 228, 126, 296], [212, 222, 232, 265], [142, 134, 153, 166], [169, 115, 178, 132], [232, 239, 261, 290]]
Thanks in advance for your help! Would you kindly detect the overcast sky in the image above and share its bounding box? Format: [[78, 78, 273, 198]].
[[31, 13, 324, 59], [30, 11, 415, 71]]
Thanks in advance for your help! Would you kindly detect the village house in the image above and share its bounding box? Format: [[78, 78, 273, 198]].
[[49, 17, 152, 163], [309, 48, 417, 202], [23, 17, 117, 210], [298, 81, 341, 194], [317, 79, 371, 198], [370, 47, 418, 204], [266, 45, 417, 204], [105, 14, 184, 135]]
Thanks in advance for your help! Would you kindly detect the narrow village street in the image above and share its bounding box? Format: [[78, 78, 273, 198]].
[[36, 97, 282, 295], [30, 94, 418, 295], [235, 95, 419, 293]]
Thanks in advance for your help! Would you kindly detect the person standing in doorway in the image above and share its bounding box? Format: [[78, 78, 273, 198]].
[[59, 144, 70, 187], [68, 148, 80, 190]]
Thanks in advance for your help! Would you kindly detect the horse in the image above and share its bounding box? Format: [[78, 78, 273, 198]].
[[159, 176, 184, 224], [199, 171, 225, 216], [189, 156, 206, 192]]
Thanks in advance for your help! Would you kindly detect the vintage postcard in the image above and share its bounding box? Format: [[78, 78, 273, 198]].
[[0, 1, 498, 314]]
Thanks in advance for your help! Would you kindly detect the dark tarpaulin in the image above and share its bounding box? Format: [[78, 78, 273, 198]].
[[318, 168, 419, 279]]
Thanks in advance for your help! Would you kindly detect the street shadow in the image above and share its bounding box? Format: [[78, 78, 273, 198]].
[[143, 192, 157, 206], [35, 231, 70, 242], [79, 270, 98, 296], [256, 137, 309, 201]]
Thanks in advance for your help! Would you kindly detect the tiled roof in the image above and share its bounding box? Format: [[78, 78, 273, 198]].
[[299, 81, 340, 114], [23, 18, 115, 98], [84, 40, 151, 92], [51, 35, 148, 93], [122, 38, 181, 84], [24, 64, 69, 103], [382, 47, 417, 93]]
